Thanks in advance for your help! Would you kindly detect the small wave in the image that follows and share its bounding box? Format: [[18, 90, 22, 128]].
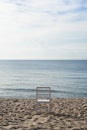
[[2, 88, 36, 92], [1, 88, 87, 98], [2, 88, 76, 94], [2, 88, 63, 93]]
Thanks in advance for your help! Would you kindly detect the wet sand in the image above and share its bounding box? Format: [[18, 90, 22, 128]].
[[0, 98, 87, 130]]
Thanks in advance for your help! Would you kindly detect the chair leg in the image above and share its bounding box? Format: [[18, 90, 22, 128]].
[[48, 103, 51, 113], [36, 102, 40, 114], [36, 102, 51, 113], [36, 102, 38, 114], [48, 104, 49, 112], [37, 102, 39, 114]]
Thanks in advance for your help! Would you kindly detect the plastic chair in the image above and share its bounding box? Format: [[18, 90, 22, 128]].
[[36, 87, 51, 113]]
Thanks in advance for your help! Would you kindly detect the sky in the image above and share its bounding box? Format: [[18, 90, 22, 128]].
[[0, 0, 87, 59]]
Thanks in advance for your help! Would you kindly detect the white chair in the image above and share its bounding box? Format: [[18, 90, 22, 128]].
[[36, 87, 51, 113]]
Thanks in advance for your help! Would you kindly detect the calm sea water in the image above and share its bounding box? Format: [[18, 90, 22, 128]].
[[0, 60, 87, 98]]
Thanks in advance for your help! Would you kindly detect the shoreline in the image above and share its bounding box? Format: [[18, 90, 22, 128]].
[[0, 98, 87, 130]]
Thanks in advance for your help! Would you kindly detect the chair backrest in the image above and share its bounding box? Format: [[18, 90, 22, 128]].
[[36, 87, 51, 101]]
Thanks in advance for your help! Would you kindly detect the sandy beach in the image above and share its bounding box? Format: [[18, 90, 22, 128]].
[[0, 98, 87, 130]]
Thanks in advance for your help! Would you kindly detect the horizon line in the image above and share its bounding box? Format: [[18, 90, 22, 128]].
[[0, 59, 87, 60]]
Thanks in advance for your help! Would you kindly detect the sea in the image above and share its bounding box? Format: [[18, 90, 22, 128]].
[[0, 60, 87, 98]]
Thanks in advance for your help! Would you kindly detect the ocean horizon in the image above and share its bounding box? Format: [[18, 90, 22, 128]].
[[0, 60, 87, 98]]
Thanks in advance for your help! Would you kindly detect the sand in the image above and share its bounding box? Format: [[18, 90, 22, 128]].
[[0, 98, 87, 130]]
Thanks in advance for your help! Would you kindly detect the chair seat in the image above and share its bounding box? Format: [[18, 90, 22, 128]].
[[37, 99, 50, 103]]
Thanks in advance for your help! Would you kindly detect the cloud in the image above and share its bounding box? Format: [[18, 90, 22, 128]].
[[0, 0, 87, 59]]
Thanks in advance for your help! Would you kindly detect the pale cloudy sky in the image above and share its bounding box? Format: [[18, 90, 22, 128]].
[[0, 0, 87, 59]]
